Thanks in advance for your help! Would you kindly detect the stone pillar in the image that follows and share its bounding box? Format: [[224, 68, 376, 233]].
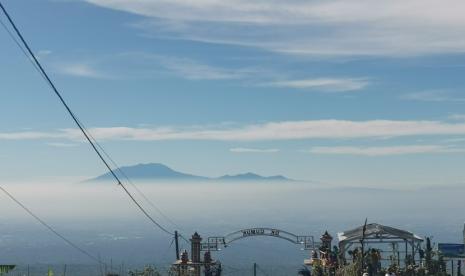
[[320, 230, 333, 250], [180, 250, 189, 275], [191, 232, 202, 276]]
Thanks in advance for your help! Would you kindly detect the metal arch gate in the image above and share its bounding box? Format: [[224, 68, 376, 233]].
[[201, 227, 317, 252]]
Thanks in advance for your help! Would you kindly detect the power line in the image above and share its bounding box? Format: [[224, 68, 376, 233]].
[[74, 122, 191, 240], [73, 115, 189, 236], [85, 130, 183, 231], [3, 12, 178, 234], [0, 16, 46, 83], [0, 185, 104, 265], [0, 9, 106, 266], [0, 1, 175, 237]]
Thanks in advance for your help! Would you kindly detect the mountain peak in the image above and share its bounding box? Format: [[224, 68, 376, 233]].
[[131, 163, 174, 172], [87, 163, 294, 182], [218, 172, 292, 181], [89, 163, 205, 182]]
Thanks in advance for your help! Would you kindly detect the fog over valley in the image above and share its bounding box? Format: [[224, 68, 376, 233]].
[[0, 181, 463, 269]]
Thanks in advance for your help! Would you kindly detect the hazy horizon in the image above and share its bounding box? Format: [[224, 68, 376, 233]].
[[1, 181, 464, 267], [2, 0, 465, 275]]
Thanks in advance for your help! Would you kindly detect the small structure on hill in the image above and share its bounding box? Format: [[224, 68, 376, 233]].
[[338, 223, 423, 266], [170, 232, 222, 276]]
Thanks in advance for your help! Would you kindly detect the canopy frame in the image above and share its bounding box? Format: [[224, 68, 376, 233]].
[[337, 223, 423, 266]]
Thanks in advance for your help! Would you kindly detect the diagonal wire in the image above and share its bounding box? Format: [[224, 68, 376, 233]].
[[1, 5, 186, 239], [77, 122, 195, 241], [74, 114, 180, 234], [3, 12, 178, 235], [0, 9, 106, 266], [80, 125, 183, 231], [0, 1, 175, 237], [0, 16, 46, 82], [0, 185, 105, 265], [1, 8, 176, 233]]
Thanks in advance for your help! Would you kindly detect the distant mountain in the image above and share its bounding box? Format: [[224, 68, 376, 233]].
[[87, 163, 294, 182], [90, 163, 207, 182], [218, 172, 290, 182]]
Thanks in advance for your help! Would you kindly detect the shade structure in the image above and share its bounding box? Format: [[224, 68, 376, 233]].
[[337, 223, 423, 265], [338, 223, 423, 245]]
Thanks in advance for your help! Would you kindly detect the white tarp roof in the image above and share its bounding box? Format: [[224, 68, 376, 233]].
[[338, 223, 423, 244]]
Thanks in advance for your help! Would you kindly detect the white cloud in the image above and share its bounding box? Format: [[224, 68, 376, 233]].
[[58, 63, 109, 79], [401, 90, 465, 102], [309, 145, 465, 156], [45, 52, 366, 89], [448, 114, 465, 121], [38, 50, 52, 55], [442, 137, 465, 143], [154, 56, 244, 80], [0, 131, 64, 140], [85, 0, 465, 57], [52, 52, 264, 81], [268, 78, 369, 92], [47, 142, 79, 148], [6, 119, 465, 142], [36, 50, 52, 60], [230, 147, 279, 153]]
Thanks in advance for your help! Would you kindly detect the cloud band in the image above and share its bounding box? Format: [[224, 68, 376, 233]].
[[4, 119, 465, 142]]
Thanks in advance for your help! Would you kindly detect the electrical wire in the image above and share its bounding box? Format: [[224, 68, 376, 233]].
[[2, 10, 184, 238], [0, 16, 46, 82], [75, 120, 192, 241], [0, 9, 107, 266], [73, 116, 192, 239], [0, 1, 175, 237], [82, 127, 183, 231], [1, 3, 184, 238], [0, 185, 105, 265]]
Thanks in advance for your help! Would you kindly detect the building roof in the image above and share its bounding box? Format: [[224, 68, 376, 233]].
[[320, 230, 333, 242], [337, 223, 423, 245]]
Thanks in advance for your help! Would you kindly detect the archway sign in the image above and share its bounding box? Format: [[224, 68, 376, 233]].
[[201, 228, 317, 252]]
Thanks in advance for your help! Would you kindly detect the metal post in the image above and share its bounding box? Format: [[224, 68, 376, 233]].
[[458, 260, 461, 276], [411, 240, 415, 264], [175, 230, 180, 260], [360, 218, 368, 272], [361, 239, 365, 270], [254, 263, 257, 276], [405, 240, 408, 267]]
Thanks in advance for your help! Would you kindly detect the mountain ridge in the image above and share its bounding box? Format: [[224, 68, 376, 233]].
[[87, 163, 294, 182]]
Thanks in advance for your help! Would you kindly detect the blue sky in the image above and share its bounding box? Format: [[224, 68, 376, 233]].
[[2, 0, 465, 187]]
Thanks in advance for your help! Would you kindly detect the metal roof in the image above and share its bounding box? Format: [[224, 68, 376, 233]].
[[337, 223, 423, 244]]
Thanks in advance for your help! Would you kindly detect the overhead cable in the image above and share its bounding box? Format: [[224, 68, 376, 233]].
[[0, 1, 174, 236], [0, 185, 105, 265]]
